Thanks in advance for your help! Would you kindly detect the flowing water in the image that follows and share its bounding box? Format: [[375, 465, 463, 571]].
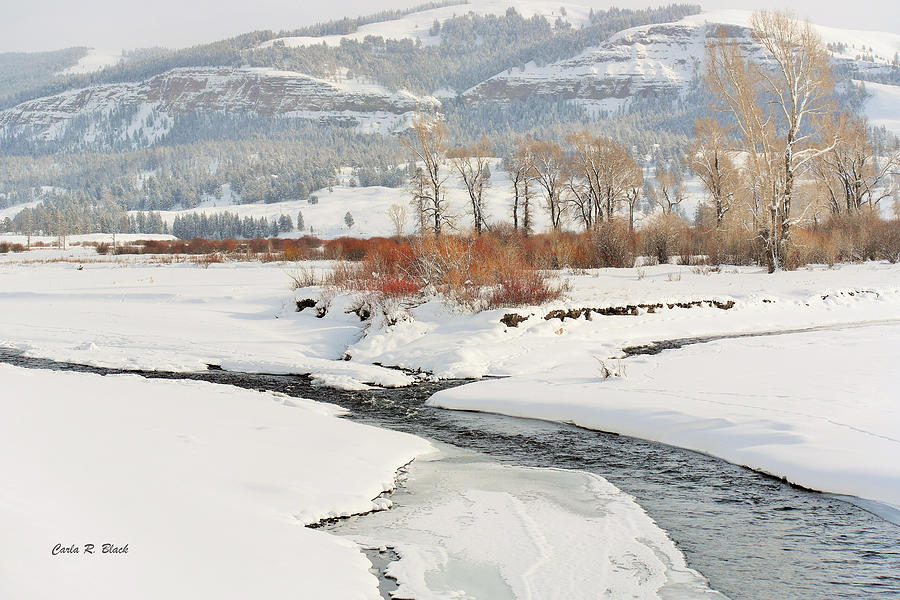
[[2, 349, 898, 599]]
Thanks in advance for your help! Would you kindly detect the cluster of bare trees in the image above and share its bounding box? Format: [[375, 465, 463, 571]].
[[813, 114, 900, 215], [702, 10, 899, 271], [403, 118, 645, 237]]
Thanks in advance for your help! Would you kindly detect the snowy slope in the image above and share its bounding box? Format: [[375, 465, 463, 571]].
[[5, 5, 896, 150], [860, 80, 900, 137], [59, 48, 123, 75], [261, 0, 601, 49], [464, 18, 711, 105], [0, 200, 43, 221]]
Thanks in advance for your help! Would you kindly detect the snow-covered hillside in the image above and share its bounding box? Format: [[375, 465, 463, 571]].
[[862, 80, 900, 138], [59, 48, 123, 75], [260, 0, 599, 49], [3, 4, 897, 152], [0, 67, 439, 145], [465, 9, 900, 107]]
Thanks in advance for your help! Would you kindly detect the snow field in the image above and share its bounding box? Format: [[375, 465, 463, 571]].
[[2, 253, 898, 527], [139, 158, 711, 240]]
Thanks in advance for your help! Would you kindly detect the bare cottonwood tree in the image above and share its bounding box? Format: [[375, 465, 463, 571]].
[[706, 10, 837, 271], [449, 137, 492, 235], [387, 204, 408, 237], [21, 207, 33, 249], [504, 139, 536, 234], [55, 208, 69, 250], [687, 117, 739, 227], [408, 166, 429, 235], [813, 114, 900, 214], [565, 131, 601, 230], [528, 140, 566, 231], [597, 139, 642, 225], [647, 169, 685, 215], [565, 132, 642, 229], [624, 171, 644, 234], [403, 117, 450, 237]]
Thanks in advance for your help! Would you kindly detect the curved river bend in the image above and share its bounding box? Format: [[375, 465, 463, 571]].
[[2, 350, 898, 599]]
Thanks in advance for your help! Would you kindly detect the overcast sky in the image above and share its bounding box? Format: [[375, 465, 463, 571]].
[[3, 0, 897, 53]]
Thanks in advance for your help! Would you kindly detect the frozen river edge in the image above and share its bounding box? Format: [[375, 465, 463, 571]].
[[0, 362, 725, 599]]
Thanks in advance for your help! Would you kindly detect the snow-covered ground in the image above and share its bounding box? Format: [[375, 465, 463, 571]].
[[0, 248, 736, 598], [0, 251, 411, 388], [861, 80, 900, 138], [0, 357, 729, 600], [147, 158, 559, 239], [0, 363, 431, 599], [0, 232, 176, 247], [2, 249, 898, 594]]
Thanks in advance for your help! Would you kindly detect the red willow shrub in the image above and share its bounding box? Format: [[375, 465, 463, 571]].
[[487, 271, 563, 308], [0, 242, 26, 253], [88, 214, 900, 278]]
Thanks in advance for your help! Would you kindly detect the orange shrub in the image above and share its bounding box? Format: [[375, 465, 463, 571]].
[[486, 271, 565, 308]]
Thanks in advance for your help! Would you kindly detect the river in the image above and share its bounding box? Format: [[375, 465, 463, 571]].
[[1, 348, 897, 599]]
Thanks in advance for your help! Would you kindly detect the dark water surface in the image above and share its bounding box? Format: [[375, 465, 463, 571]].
[[2, 349, 898, 600]]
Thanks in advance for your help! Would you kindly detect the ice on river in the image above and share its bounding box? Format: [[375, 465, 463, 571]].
[[333, 446, 727, 600]]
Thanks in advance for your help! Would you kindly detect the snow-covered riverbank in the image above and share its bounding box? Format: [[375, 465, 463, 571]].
[[0, 249, 411, 388], [428, 323, 900, 514], [0, 364, 431, 599], [347, 262, 900, 512]]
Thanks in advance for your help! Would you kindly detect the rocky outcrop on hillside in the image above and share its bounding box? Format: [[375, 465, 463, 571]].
[[463, 14, 898, 108], [0, 67, 440, 146]]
